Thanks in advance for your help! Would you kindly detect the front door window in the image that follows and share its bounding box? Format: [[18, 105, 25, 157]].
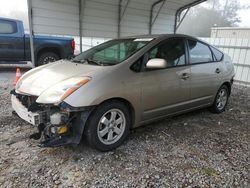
[[147, 38, 186, 68]]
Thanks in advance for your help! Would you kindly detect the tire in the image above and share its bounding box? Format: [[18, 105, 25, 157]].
[[37, 52, 59, 66], [84, 101, 131, 151], [210, 85, 229, 113]]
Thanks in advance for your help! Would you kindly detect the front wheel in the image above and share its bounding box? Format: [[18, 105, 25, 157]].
[[211, 85, 229, 113], [84, 101, 131, 151]]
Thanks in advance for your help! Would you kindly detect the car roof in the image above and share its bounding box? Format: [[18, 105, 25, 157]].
[[119, 34, 200, 41], [119, 34, 214, 47]]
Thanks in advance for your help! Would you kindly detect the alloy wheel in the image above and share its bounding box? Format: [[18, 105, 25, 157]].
[[97, 109, 126, 145], [216, 88, 228, 111]]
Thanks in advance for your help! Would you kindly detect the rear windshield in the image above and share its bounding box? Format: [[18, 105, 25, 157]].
[[73, 38, 153, 66]]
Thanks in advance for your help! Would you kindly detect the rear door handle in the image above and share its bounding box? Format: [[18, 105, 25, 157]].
[[181, 73, 189, 80], [215, 68, 221, 74]]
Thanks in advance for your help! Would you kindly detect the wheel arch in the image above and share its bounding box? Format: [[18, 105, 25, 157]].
[[36, 47, 61, 61], [81, 97, 134, 151], [90, 97, 136, 129], [221, 81, 232, 95]]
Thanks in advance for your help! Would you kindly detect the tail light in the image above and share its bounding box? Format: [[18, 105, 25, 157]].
[[71, 39, 75, 52]]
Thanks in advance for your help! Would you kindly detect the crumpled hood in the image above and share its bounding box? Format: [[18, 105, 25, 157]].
[[16, 60, 106, 96]]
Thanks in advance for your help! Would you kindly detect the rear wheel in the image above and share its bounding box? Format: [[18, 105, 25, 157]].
[[211, 85, 229, 113], [37, 52, 59, 66], [84, 101, 130, 151]]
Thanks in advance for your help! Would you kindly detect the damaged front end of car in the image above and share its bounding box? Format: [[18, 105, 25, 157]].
[[11, 90, 94, 147]]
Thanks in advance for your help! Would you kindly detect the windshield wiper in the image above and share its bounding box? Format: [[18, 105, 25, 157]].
[[71, 59, 86, 63], [85, 58, 103, 66], [72, 58, 110, 66]]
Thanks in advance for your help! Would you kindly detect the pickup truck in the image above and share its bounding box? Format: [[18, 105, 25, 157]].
[[0, 17, 75, 66]]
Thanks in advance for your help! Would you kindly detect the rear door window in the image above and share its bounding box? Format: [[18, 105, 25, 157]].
[[211, 46, 223, 61], [188, 40, 213, 64], [0, 20, 17, 34]]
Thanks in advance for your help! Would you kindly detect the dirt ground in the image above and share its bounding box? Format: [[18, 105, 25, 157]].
[[0, 82, 249, 187]]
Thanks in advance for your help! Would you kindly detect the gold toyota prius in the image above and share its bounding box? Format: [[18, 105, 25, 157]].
[[11, 34, 235, 151]]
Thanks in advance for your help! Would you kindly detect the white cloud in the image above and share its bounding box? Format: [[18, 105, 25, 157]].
[[238, 10, 250, 27], [0, 0, 27, 15], [238, 0, 250, 27], [0, 0, 29, 30]]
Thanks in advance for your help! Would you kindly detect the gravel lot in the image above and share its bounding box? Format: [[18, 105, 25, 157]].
[[0, 78, 249, 187]]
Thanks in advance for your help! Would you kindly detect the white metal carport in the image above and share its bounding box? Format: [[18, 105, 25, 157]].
[[27, 0, 206, 64]]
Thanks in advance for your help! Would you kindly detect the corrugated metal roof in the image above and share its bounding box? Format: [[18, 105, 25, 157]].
[[29, 0, 206, 38]]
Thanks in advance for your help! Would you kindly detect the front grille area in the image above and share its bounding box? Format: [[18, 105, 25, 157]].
[[11, 90, 49, 125], [18, 94, 37, 108], [11, 90, 38, 109]]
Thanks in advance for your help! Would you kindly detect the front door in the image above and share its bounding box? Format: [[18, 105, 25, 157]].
[[141, 38, 191, 121]]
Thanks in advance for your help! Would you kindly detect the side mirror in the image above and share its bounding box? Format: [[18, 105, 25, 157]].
[[146, 58, 167, 70]]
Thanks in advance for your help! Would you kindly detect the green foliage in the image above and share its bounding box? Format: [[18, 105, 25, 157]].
[[202, 167, 218, 176]]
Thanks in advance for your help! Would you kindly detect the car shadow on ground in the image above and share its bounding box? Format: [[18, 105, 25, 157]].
[[59, 107, 216, 155]]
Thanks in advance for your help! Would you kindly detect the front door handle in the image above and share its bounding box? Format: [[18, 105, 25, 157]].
[[215, 68, 221, 74], [181, 73, 189, 80]]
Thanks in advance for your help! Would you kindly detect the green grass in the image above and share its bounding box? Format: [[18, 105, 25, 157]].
[[202, 167, 218, 177]]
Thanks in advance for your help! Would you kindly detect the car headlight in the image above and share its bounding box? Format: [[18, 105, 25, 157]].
[[36, 77, 91, 104]]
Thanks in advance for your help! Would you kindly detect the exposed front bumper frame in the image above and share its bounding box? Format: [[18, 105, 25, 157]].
[[39, 108, 94, 147], [11, 91, 95, 147], [11, 94, 44, 125]]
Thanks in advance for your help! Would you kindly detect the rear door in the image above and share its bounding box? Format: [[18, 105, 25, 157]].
[[187, 39, 223, 107], [141, 38, 191, 121], [0, 20, 24, 61]]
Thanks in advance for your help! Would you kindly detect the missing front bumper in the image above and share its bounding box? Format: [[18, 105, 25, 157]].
[[11, 92, 95, 147], [38, 109, 93, 147]]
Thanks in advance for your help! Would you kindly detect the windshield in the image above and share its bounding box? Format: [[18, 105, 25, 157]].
[[73, 38, 154, 66]]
